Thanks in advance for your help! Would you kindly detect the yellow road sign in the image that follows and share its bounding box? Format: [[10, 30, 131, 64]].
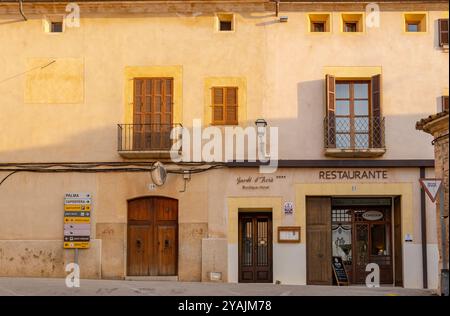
[[64, 217, 91, 224], [64, 242, 90, 249], [64, 204, 91, 211]]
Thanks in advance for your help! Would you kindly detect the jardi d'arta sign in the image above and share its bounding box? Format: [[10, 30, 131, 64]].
[[236, 175, 286, 190], [318, 170, 388, 180]]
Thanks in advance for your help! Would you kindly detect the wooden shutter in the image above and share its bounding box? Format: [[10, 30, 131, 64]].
[[226, 87, 238, 125], [212, 87, 224, 124], [442, 95, 449, 112], [212, 87, 238, 125], [394, 196, 403, 287], [438, 19, 449, 47], [306, 197, 332, 285], [325, 75, 336, 148], [371, 74, 382, 148]]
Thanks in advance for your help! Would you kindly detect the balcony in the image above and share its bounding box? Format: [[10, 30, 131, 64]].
[[324, 116, 386, 158], [118, 124, 182, 159]]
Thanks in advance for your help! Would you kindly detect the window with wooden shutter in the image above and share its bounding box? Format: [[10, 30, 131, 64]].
[[325, 74, 336, 148], [442, 95, 449, 112], [212, 87, 238, 125], [371, 74, 382, 148], [325, 74, 385, 153], [438, 19, 449, 47]]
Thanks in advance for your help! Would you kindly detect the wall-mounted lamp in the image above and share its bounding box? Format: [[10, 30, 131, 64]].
[[255, 119, 270, 160], [255, 118, 268, 136], [255, 118, 268, 127]]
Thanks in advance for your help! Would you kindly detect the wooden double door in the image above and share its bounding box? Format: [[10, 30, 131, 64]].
[[238, 213, 273, 283], [127, 197, 178, 276]]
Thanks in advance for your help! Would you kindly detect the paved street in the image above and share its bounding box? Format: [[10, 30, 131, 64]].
[[0, 277, 436, 296]]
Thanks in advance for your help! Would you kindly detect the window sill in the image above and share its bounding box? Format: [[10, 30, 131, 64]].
[[118, 150, 181, 159], [324, 148, 386, 158]]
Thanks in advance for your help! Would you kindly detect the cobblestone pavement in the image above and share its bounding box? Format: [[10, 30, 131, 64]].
[[0, 277, 436, 296]]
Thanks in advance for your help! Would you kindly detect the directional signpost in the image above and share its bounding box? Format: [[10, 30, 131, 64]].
[[64, 193, 92, 249], [419, 178, 448, 296]]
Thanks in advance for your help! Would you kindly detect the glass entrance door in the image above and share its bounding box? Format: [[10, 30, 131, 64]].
[[332, 204, 393, 285]]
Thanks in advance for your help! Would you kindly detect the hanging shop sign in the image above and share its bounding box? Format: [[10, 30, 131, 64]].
[[319, 170, 388, 180], [64, 193, 91, 249], [277, 226, 301, 243], [362, 210, 383, 221]]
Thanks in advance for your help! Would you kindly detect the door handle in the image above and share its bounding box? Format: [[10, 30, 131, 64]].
[[164, 239, 170, 248], [136, 239, 142, 248]]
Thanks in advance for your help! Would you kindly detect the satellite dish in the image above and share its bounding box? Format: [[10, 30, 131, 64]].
[[151, 161, 167, 186]]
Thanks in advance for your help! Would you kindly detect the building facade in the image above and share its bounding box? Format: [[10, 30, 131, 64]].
[[0, 0, 448, 289]]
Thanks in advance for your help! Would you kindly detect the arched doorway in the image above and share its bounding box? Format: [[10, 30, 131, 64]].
[[127, 196, 178, 276]]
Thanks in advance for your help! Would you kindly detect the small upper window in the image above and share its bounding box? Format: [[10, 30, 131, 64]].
[[308, 14, 331, 33], [220, 21, 232, 31], [313, 22, 325, 32], [404, 13, 427, 32], [44, 16, 64, 33], [217, 14, 234, 32], [344, 22, 357, 33], [51, 22, 63, 33], [442, 96, 449, 112], [438, 19, 449, 47], [341, 13, 364, 33]]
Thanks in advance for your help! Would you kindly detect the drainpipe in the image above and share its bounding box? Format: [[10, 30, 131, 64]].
[[272, 0, 280, 17], [19, 0, 27, 21], [420, 167, 428, 289]]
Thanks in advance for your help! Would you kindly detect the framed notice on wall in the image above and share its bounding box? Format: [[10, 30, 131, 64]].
[[277, 226, 301, 243]]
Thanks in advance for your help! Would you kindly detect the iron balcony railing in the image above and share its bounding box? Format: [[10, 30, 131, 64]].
[[324, 115, 385, 150], [118, 123, 182, 152]]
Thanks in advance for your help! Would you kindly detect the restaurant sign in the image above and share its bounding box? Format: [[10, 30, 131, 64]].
[[362, 210, 383, 221], [319, 170, 388, 180]]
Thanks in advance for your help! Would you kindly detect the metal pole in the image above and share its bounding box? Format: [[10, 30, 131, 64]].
[[420, 167, 428, 289], [440, 188, 449, 296], [74, 248, 79, 266]]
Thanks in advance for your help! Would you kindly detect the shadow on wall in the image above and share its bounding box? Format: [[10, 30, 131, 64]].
[[0, 113, 436, 164]]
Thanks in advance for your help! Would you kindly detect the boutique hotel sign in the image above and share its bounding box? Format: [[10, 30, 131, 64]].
[[318, 170, 388, 180]]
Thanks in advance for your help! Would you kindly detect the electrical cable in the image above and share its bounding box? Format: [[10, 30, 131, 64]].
[[0, 171, 19, 187], [0, 163, 226, 187]]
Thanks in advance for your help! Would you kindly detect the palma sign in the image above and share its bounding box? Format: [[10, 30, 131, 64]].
[[64, 192, 92, 249]]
